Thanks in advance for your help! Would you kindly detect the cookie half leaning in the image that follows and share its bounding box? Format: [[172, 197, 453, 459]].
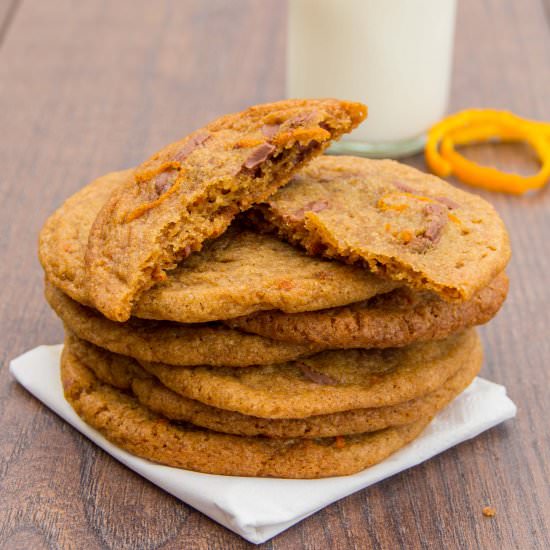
[[39, 170, 396, 324], [249, 156, 511, 302], [85, 99, 367, 321]]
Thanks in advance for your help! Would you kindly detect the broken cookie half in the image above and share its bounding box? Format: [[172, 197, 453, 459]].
[[85, 99, 367, 322], [248, 156, 511, 302]]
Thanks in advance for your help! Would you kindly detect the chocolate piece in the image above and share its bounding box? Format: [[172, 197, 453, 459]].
[[243, 143, 276, 170], [261, 124, 281, 139], [298, 363, 338, 385], [435, 196, 460, 210], [407, 236, 432, 253], [288, 110, 319, 128], [393, 181, 416, 193], [179, 245, 192, 261], [392, 183, 459, 211], [424, 203, 448, 244], [306, 200, 330, 213], [406, 204, 448, 252], [173, 132, 210, 163], [291, 199, 330, 221], [153, 170, 177, 196]]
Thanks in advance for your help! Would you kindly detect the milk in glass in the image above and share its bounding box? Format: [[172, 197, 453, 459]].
[[287, 0, 457, 157]]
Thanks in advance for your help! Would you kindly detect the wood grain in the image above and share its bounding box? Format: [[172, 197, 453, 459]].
[[0, 0, 19, 47], [0, 0, 549, 548]]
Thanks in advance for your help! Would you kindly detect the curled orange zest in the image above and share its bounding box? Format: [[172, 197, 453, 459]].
[[125, 166, 184, 223], [425, 109, 550, 194], [134, 161, 180, 184]]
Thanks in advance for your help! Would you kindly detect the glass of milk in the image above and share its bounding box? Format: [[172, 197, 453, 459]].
[[287, 0, 457, 158]]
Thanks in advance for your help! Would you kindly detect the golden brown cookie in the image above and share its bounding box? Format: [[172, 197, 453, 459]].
[[46, 282, 320, 367], [61, 343, 430, 478], [67, 332, 481, 439], [227, 272, 508, 348], [85, 100, 367, 321], [139, 330, 481, 419], [250, 156, 511, 302], [39, 170, 396, 323]]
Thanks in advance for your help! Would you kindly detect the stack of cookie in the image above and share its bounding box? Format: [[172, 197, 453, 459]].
[[39, 99, 510, 478]]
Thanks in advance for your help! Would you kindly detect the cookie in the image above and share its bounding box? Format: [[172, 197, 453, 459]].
[[250, 156, 510, 302], [130, 226, 397, 323], [67, 332, 481, 439], [85, 100, 367, 321], [139, 330, 480, 419], [61, 343, 430, 478], [46, 282, 321, 367], [39, 170, 397, 323], [227, 272, 508, 348]]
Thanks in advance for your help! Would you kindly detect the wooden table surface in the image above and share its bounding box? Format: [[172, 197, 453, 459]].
[[1, 1, 549, 548]]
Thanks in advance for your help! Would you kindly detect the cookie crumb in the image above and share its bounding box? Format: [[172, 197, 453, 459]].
[[482, 506, 496, 517]]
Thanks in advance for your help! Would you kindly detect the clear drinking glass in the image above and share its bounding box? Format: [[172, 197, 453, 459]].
[[287, 0, 457, 158]]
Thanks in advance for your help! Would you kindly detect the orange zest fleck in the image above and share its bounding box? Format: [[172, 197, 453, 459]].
[[393, 192, 436, 203], [335, 436, 346, 449], [276, 279, 294, 290], [377, 192, 435, 213], [151, 265, 167, 282], [234, 137, 265, 149], [377, 199, 409, 212], [426, 109, 550, 194], [398, 230, 413, 243], [447, 212, 461, 225]]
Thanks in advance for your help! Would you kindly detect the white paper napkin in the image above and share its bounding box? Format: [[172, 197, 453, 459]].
[[10, 345, 516, 544]]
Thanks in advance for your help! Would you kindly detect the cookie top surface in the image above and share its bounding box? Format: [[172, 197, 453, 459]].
[[39, 170, 396, 323], [46, 283, 321, 367], [84, 99, 367, 321], [62, 342, 429, 478], [68, 332, 480, 439], [140, 329, 480, 419], [251, 156, 511, 301], [227, 272, 508, 348]]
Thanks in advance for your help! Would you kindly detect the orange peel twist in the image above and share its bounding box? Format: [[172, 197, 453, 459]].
[[425, 109, 550, 194]]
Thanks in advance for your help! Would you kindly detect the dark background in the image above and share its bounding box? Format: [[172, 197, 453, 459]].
[[1, 1, 549, 548]]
